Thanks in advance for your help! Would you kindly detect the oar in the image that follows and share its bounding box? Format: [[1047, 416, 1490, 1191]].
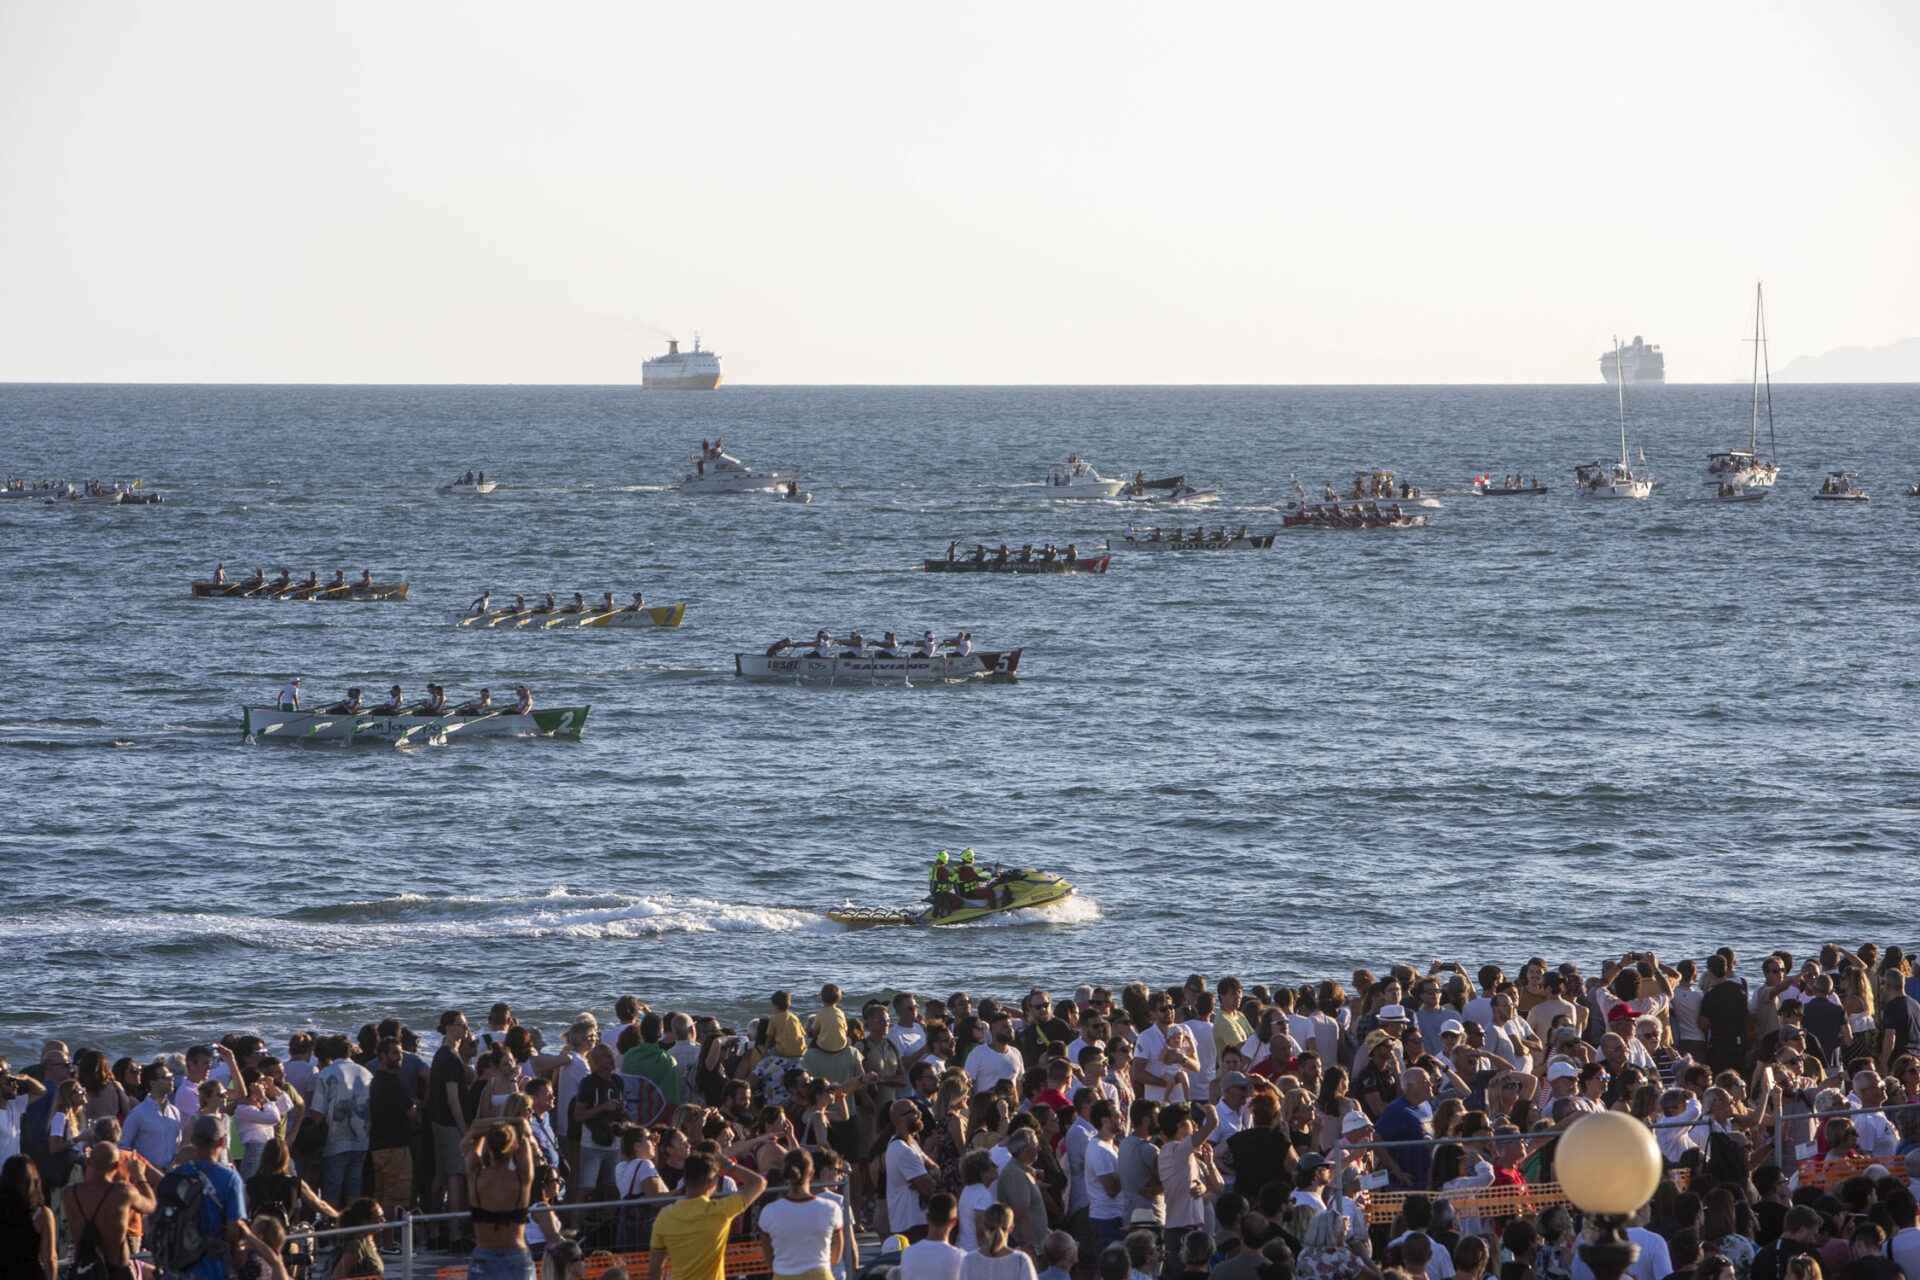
[[456, 607, 500, 627], [398, 707, 506, 747], [486, 607, 532, 628]]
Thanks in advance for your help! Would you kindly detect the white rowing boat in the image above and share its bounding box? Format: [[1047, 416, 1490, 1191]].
[[242, 705, 589, 742], [734, 650, 1021, 682], [1108, 534, 1274, 551], [450, 604, 686, 628]]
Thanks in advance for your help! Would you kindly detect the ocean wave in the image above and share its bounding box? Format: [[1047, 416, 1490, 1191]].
[[0, 888, 841, 951]]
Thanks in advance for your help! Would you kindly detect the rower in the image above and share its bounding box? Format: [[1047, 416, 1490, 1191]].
[[536, 593, 556, 613], [328, 570, 347, 588], [916, 630, 938, 658], [423, 683, 447, 714], [269, 568, 291, 590], [454, 687, 492, 715], [876, 631, 902, 658], [601, 592, 616, 610], [994, 543, 1009, 563], [1064, 543, 1078, 562], [629, 591, 646, 610], [277, 676, 302, 711], [299, 569, 319, 588], [244, 567, 267, 587], [359, 569, 374, 587], [955, 632, 974, 656], [468, 590, 492, 616], [809, 629, 834, 658], [969, 545, 985, 563], [1019, 543, 1033, 562], [841, 630, 866, 657], [326, 687, 364, 714], [568, 592, 587, 613], [508, 685, 533, 715], [508, 594, 526, 613], [927, 850, 959, 919], [764, 638, 793, 656], [377, 685, 405, 714]]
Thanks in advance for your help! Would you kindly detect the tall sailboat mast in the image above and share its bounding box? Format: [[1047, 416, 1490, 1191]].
[[1615, 337, 1629, 465]]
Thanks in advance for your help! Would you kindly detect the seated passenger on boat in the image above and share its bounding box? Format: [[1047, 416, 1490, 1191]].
[[566, 593, 587, 613], [954, 848, 1011, 907], [454, 687, 492, 715], [508, 686, 533, 715], [876, 632, 902, 658], [1064, 543, 1078, 562], [927, 850, 961, 918], [420, 684, 447, 714], [299, 570, 319, 588], [328, 570, 348, 588], [809, 630, 834, 658], [269, 569, 291, 590], [627, 592, 645, 610], [244, 567, 267, 587], [377, 685, 405, 714], [917, 631, 938, 658], [841, 631, 866, 657], [326, 687, 364, 714], [359, 569, 374, 587]]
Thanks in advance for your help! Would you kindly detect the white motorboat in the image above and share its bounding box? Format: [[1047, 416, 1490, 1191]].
[[1812, 472, 1868, 501], [439, 479, 498, 495], [1703, 284, 1782, 493], [1470, 475, 1549, 496], [678, 448, 797, 494], [1043, 455, 1125, 499], [1703, 482, 1768, 503], [1578, 340, 1654, 500]]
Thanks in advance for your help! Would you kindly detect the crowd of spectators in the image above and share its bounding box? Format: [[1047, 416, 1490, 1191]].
[[5, 944, 1920, 1280]]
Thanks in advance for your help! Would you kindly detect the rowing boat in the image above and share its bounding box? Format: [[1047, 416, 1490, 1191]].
[[1283, 505, 1429, 530], [450, 604, 687, 628], [923, 556, 1109, 575], [734, 649, 1021, 682], [242, 705, 588, 742], [191, 581, 411, 600], [1107, 535, 1274, 551], [826, 869, 1074, 928]]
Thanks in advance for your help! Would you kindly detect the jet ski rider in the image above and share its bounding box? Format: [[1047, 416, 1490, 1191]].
[[927, 850, 961, 919], [954, 848, 1013, 909]]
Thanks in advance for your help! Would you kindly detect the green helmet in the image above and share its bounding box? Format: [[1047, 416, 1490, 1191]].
[[935, 850, 949, 863], [961, 848, 975, 863]]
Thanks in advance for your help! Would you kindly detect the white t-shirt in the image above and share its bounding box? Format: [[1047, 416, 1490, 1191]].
[[1390, 1232, 1455, 1280], [902, 1239, 966, 1280], [1180, 1019, 1217, 1095], [1135, 1025, 1180, 1101], [279, 680, 301, 707], [1085, 1138, 1122, 1221], [890, 1024, 930, 1063], [757, 1194, 841, 1275], [1669, 986, 1704, 1041], [0, 1095, 31, 1163], [957, 1182, 995, 1251], [886, 1136, 931, 1231], [615, 1158, 659, 1196], [965, 1044, 1022, 1094], [556, 1053, 590, 1140], [960, 1252, 1038, 1280], [50, 1111, 72, 1140]]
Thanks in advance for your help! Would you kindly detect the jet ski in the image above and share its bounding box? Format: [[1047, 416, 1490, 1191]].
[[826, 868, 1074, 929]]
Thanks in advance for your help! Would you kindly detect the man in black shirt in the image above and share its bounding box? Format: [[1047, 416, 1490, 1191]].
[[1751, 1206, 1821, 1280], [1879, 970, 1920, 1066], [427, 1013, 474, 1236], [1698, 955, 1752, 1074], [368, 1036, 415, 1230], [1224, 1091, 1294, 1203]]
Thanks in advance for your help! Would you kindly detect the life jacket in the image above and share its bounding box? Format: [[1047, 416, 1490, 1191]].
[[929, 862, 955, 892]]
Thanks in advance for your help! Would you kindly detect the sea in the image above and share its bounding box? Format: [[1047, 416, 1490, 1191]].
[[2, 382, 1916, 1060]]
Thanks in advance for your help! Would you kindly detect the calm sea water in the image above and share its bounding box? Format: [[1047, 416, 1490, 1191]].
[[3, 382, 1917, 1059]]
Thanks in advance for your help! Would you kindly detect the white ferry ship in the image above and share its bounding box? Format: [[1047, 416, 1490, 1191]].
[[643, 336, 723, 390], [1600, 336, 1664, 386]]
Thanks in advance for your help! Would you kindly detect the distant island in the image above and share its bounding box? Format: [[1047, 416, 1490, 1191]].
[[1777, 338, 1920, 382]]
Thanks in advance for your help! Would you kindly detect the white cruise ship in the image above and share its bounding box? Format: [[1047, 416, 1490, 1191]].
[[643, 337, 723, 390], [1600, 335, 1664, 386]]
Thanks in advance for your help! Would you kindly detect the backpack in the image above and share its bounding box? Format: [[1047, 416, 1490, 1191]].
[[150, 1163, 229, 1274]]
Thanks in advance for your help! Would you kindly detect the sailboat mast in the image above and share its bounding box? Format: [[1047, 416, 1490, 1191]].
[[1749, 284, 1763, 454], [1615, 337, 1629, 465], [1759, 283, 1777, 461]]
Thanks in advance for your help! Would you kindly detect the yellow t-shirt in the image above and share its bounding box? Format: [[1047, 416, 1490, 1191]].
[[768, 1010, 807, 1058], [651, 1192, 748, 1280], [1212, 1009, 1252, 1057], [810, 1005, 850, 1053]]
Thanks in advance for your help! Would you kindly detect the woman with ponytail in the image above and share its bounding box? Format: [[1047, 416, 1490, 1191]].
[[960, 1203, 1037, 1280], [755, 1148, 844, 1280]]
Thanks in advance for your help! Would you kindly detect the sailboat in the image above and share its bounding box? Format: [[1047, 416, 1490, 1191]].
[[1575, 338, 1654, 500], [1703, 283, 1781, 495]]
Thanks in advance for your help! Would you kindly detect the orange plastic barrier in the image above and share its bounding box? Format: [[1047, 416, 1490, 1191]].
[[436, 1240, 770, 1280], [1364, 1180, 1571, 1226], [1795, 1154, 1912, 1190]]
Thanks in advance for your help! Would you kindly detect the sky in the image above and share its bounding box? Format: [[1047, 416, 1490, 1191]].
[[2, 3, 1917, 384]]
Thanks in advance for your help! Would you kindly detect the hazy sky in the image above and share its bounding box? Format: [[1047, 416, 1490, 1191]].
[[3, 3, 1916, 384]]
